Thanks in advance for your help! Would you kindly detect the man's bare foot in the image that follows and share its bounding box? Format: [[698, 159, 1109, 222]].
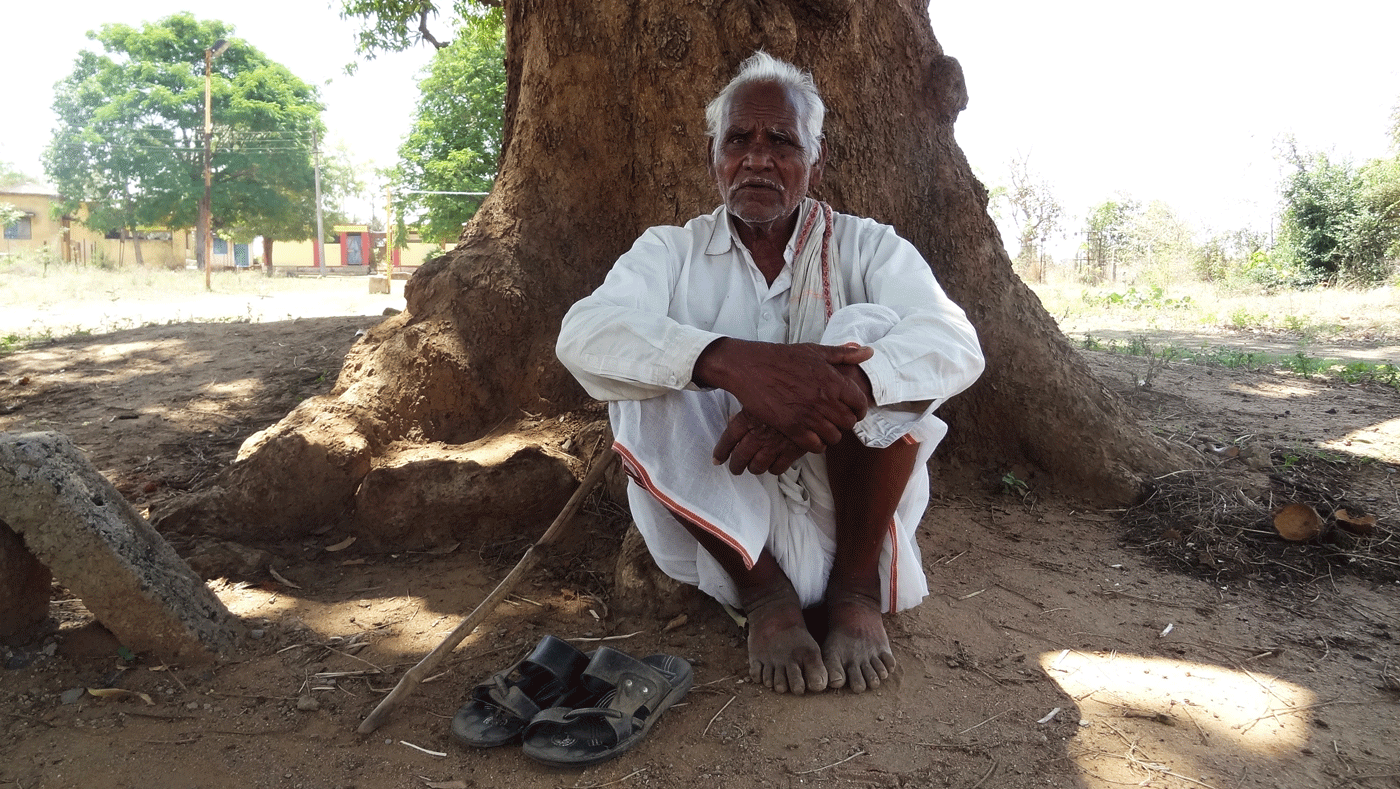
[[822, 590, 895, 692], [744, 585, 828, 694]]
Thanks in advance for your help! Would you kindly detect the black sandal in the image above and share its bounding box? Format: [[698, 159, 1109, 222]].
[[521, 647, 693, 766], [450, 635, 591, 747]]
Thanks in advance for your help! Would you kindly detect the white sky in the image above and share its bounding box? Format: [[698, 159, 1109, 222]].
[[933, 0, 1400, 236], [3, 1, 1398, 237]]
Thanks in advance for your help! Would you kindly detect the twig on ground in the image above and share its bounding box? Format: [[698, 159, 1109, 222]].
[[792, 749, 866, 775], [571, 630, 643, 643], [968, 759, 998, 789], [567, 767, 647, 788], [703, 695, 736, 737], [958, 709, 1011, 735], [324, 646, 388, 674], [400, 740, 446, 757]]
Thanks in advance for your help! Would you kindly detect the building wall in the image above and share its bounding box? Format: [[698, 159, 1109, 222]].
[[1, 191, 66, 258], [271, 238, 446, 269], [1, 188, 192, 268]]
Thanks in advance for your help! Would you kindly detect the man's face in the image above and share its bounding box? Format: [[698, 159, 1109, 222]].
[[709, 81, 825, 234]]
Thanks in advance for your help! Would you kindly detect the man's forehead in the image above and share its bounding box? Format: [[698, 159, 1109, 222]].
[[724, 83, 802, 129]]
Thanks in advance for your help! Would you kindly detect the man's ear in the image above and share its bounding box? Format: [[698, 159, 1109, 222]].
[[706, 140, 716, 181], [809, 138, 828, 191]]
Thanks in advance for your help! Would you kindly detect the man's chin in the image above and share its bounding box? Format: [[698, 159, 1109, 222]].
[[726, 201, 797, 228]]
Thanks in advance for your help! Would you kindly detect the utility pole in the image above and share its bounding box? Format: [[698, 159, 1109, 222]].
[[313, 127, 326, 276], [200, 38, 229, 291]]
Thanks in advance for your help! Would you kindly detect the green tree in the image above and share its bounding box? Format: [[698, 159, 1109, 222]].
[[1080, 196, 1139, 283], [341, 0, 467, 56], [1276, 143, 1400, 285], [43, 13, 323, 268], [1127, 200, 1196, 287], [1192, 227, 1268, 283], [393, 9, 505, 243]]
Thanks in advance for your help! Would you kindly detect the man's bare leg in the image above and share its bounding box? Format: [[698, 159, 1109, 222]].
[[822, 432, 920, 692], [670, 517, 828, 695]]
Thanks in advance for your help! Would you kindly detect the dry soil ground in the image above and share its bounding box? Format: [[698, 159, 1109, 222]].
[[1, 281, 1398, 789]]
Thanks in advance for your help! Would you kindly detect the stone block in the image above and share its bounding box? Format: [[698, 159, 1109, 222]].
[[367, 274, 390, 294], [0, 432, 242, 661], [0, 519, 51, 638]]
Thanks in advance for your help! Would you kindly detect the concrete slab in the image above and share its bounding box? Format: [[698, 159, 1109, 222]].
[[0, 432, 242, 661]]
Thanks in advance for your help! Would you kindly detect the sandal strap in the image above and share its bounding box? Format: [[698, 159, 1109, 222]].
[[579, 648, 675, 720], [528, 703, 632, 744], [474, 675, 542, 722], [523, 634, 591, 682]]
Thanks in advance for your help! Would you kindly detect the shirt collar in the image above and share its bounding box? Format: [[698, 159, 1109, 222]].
[[704, 204, 801, 262]]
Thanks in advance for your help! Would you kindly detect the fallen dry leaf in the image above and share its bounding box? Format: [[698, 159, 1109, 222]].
[[1336, 508, 1378, 536], [1273, 502, 1324, 542], [325, 536, 357, 552]]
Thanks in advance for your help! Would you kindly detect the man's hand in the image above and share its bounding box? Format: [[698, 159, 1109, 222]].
[[713, 410, 809, 475], [694, 338, 873, 454]]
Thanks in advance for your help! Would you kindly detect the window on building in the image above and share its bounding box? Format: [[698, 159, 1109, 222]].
[[3, 215, 32, 240]]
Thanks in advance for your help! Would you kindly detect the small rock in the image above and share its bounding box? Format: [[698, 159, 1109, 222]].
[[248, 628, 266, 640], [60, 687, 86, 705], [296, 694, 320, 711]]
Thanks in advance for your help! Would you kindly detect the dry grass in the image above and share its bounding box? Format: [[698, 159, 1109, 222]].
[[0, 254, 404, 343], [1031, 278, 1400, 343]]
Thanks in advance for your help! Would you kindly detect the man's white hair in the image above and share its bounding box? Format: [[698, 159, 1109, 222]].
[[705, 51, 826, 165]]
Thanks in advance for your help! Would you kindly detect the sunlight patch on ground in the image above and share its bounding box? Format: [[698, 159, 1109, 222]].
[[1227, 381, 1320, 400], [1322, 416, 1400, 462], [199, 377, 263, 398], [1042, 650, 1315, 788]]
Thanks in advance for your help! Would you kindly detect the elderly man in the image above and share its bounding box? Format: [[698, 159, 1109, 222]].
[[557, 52, 983, 695]]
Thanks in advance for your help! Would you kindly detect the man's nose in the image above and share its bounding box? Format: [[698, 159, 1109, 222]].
[[741, 142, 776, 169]]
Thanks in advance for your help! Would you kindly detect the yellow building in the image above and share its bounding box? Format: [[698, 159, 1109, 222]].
[[1, 183, 191, 268]]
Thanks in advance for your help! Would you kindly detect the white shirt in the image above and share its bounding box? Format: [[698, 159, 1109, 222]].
[[556, 205, 984, 413]]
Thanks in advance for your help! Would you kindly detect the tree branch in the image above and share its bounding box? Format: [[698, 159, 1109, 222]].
[[418, 7, 450, 49]]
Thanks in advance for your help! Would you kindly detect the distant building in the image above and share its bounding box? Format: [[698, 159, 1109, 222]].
[[0, 183, 209, 268]]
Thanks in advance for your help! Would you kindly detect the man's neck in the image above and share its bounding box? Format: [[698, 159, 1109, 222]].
[[731, 209, 800, 286]]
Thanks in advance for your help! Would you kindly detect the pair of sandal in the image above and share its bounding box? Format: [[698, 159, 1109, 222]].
[[451, 635, 693, 767]]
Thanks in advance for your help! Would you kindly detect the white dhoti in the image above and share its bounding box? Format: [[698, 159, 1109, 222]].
[[610, 304, 946, 614]]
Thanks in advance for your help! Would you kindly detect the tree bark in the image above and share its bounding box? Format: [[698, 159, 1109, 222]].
[[155, 0, 1183, 543], [264, 238, 275, 277]]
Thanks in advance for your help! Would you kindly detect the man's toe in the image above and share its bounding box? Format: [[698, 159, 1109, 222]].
[[802, 657, 828, 694], [824, 656, 846, 690], [846, 664, 868, 693]]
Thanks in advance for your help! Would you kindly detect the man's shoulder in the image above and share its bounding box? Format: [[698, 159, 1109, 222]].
[[628, 206, 727, 257], [647, 205, 726, 238], [830, 208, 899, 239]]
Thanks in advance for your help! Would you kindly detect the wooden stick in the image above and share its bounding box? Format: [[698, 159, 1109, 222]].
[[357, 447, 617, 734]]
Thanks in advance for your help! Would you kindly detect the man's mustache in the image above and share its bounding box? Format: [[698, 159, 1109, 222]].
[[731, 178, 782, 194]]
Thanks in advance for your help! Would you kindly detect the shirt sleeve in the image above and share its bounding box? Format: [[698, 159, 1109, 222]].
[[846, 220, 985, 411], [556, 228, 724, 401]]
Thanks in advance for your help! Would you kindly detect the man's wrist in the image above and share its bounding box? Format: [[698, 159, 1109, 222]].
[[692, 336, 735, 390]]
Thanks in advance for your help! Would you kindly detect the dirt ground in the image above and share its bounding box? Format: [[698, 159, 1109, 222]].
[[1, 305, 1398, 789]]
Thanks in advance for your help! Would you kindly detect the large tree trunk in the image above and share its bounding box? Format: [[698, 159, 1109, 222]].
[[156, 0, 1182, 544]]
